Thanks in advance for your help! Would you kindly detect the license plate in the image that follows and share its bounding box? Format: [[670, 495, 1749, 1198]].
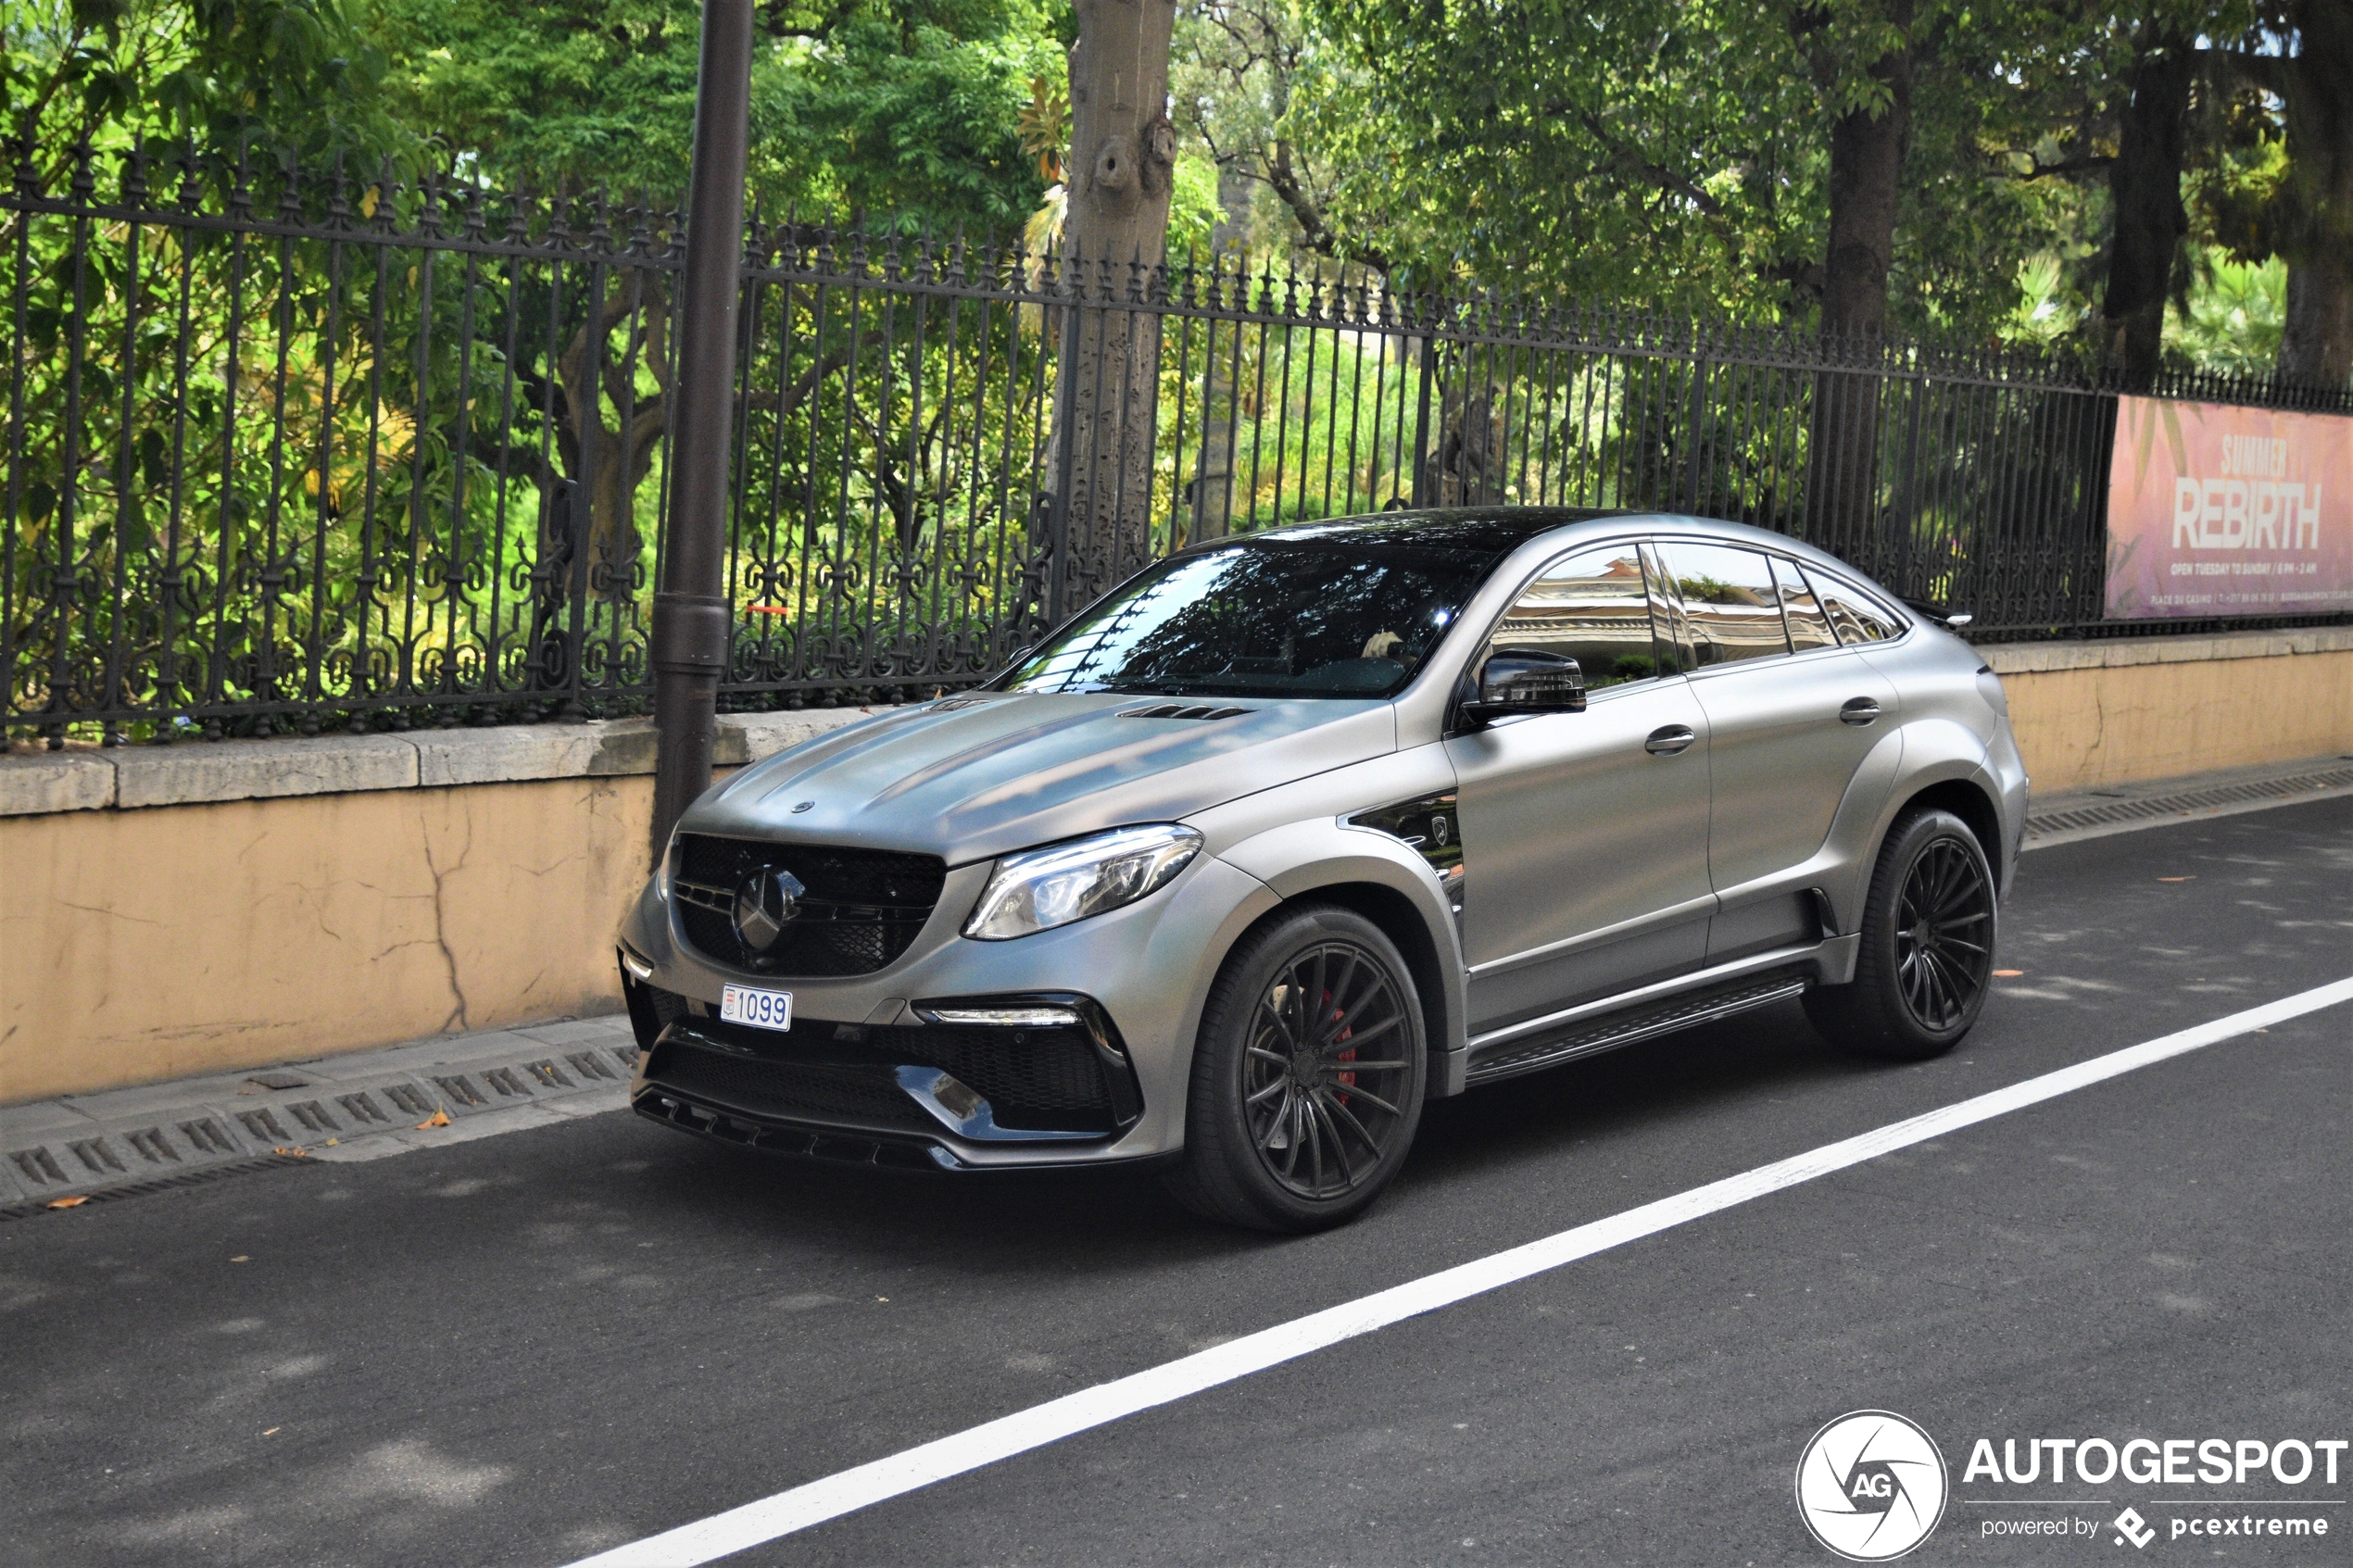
[[720, 985, 794, 1032]]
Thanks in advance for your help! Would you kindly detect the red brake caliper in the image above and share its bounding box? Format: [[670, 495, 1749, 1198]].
[[1327, 989, 1356, 1102]]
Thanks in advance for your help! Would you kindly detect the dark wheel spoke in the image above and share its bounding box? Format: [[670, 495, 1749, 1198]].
[[1324, 1095, 1385, 1162], [1310, 1096, 1355, 1187], [1321, 1011, 1403, 1056], [1279, 1098, 1306, 1178], [1318, 951, 1362, 1043], [1332, 1083, 1401, 1118]]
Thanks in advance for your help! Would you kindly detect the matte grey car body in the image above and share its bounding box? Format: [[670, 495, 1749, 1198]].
[[617, 508, 2027, 1207]]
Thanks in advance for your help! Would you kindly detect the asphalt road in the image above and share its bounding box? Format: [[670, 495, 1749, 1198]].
[[5, 799, 2348, 1568]]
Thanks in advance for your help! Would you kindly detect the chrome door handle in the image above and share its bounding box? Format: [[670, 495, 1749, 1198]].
[[1839, 697, 1881, 726], [1644, 724, 1696, 756]]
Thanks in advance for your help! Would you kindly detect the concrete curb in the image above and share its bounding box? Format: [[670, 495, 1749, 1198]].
[[0, 1015, 641, 1208], [0, 706, 883, 818], [1977, 624, 2353, 675]]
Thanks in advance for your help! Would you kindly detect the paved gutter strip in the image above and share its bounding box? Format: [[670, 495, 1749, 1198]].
[[2023, 754, 2353, 849], [0, 1016, 639, 1209]]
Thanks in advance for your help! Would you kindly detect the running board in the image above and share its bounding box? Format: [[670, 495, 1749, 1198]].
[[1464, 975, 1811, 1085]]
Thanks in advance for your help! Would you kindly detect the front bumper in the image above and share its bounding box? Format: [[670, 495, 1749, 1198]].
[[618, 849, 1282, 1167]]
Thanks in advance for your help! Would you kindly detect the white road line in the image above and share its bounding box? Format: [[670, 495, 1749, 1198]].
[[563, 976, 2353, 1568]]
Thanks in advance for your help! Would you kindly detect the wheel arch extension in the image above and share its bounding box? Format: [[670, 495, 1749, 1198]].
[[1887, 775, 2008, 891], [1276, 881, 1459, 1097]]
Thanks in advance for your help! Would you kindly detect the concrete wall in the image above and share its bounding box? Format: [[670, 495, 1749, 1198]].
[[3, 712, 872, 1104], [6, 627, 2349, 1104], [1983, 629, 2353, 794], [5, 773, 653, 1099]]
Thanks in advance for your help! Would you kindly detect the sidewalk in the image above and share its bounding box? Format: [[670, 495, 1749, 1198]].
[[2020, 751, 2353, 848], [0, 1013, 636, 1212], [7, 753, 2349, 1216]]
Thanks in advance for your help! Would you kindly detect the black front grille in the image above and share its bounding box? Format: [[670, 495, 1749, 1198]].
[[671, 834, 946, 977]]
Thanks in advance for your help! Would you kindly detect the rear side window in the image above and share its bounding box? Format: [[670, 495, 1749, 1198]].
[[1486, 544, 1666, 692], [1656, 543, 1791, 667], [1772, 557, 1837, 652], [1810, 570, 1905, 644]]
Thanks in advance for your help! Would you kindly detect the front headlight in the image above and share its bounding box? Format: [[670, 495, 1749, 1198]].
[[963, 823, 1204, 941]]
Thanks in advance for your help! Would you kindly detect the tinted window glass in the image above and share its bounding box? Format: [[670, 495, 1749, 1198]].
[[1485, 545, 1663, 691], [1658, 543, 1790, 666], [1810, 569, 1905, 644], [1772, 556, 1837, 651], [1001, 541, 1492, 698]]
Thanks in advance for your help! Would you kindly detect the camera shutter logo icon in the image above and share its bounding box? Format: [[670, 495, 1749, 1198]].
[[1794, 1411, 1949, 1561]]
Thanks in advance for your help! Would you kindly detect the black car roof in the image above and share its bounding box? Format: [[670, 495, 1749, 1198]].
[[1242, 507, 1634, 557]]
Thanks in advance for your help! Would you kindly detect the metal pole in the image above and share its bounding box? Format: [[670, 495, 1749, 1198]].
[[649, 0, 753, 868]]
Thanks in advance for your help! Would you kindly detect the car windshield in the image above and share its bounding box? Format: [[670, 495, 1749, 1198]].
[[999, 539, 1495, 698]]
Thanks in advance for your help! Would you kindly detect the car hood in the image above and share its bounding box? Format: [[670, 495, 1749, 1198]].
[[684, 693, 1398, 865]]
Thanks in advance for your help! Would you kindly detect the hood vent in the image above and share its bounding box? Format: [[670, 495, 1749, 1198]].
[[1120, 703, 1252, 721], [930, 695, 1000, 712]]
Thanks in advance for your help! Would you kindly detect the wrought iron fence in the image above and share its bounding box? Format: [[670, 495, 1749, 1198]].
[[6, 139, 2348, 746]]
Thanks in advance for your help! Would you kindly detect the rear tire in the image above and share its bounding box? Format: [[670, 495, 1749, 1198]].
[[1805, 807, 1996, 1061], [1164, 904, 1428, 1233]]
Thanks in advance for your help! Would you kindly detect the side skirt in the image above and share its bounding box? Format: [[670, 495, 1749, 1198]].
[[1462, 935, 1857, 1087]]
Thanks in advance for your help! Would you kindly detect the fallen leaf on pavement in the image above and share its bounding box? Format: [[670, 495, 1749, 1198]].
[[2157, 875, 2195, 883], [416, 1109, 452, 1129], [272, 1146, 309, 1158], [262, 1428, 280, 1436], [230, 1256, 249, 1262], [1993, 969, 2023, 977], [46, 1196, 88, 1210]]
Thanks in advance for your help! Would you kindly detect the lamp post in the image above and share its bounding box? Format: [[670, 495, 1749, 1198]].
[[649, 0, 754, 867]]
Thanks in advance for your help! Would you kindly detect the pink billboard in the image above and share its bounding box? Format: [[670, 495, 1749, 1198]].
[[2104, 395, 2353, 619]]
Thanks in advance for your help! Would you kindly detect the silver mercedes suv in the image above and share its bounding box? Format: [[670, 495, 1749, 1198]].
[[617, 508, 2027, 1231]]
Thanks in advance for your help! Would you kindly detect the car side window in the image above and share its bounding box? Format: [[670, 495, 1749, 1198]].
[[1655, 542, 1791, 667], [1484, 544, 1664, 693], [1808, 569, 1905, 644], [1771, 557, 1838, 652]]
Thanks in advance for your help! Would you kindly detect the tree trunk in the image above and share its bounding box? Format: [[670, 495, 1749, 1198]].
[[1051, 0, 1177, 613], [2275, 0, 2353, 387], [1806, 0, 1912, 550], [2101, 26, 2196, 389], [1186, 160, 1254, 544], [1817, 4, 1913, 342]]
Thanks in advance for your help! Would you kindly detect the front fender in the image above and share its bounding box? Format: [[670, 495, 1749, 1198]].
[[1213, 815, 1472, 1093]]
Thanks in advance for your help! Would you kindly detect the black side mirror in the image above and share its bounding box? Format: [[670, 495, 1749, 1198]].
[[1465, 649, 1586, 725]]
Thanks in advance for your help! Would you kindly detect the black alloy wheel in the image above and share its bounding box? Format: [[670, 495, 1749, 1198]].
[[1240, 940, 1418, 1201], [1805, 806, 1998, 1061], [1892, 834, 1993, 1031], [1166, 904, 1428, 1232]]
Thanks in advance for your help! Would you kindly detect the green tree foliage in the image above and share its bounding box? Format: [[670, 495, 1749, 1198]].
[[374, 0, 1073, 234], [3, 0, 417, 169]]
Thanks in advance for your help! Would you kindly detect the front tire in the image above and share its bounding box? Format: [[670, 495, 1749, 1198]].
[[1806, 807, 1997, 1061], [1164, 905, 1428, 1233]]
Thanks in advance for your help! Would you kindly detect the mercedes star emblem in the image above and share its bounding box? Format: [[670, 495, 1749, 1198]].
[[732, 866, 807, 956]]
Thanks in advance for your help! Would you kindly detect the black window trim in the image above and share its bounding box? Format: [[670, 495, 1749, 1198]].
[[1796, 559, 1915, 647]]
